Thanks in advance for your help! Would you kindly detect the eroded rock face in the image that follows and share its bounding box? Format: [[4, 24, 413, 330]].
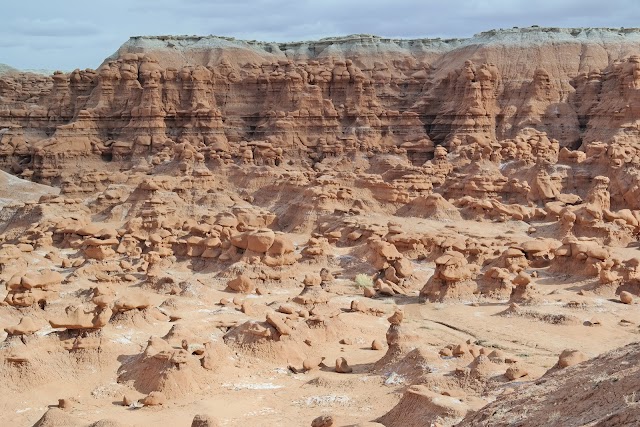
[[4, 269, 62, 307], [459, 343, 640, 427], [0, 29, 639, 202], [5, 26, 640, 427]]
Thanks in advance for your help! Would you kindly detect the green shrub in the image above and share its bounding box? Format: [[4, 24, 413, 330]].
[[354, 273, 373, 288]]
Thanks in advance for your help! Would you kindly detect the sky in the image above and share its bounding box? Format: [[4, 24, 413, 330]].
[[3, 0, 640, 71]]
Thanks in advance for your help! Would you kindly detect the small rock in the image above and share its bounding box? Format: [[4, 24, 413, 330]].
[[439, 347, 453, 357], [335, 357, 353, 373], [304, 274, 322, 287], [487, 349, 507, 363], [378, 282, 395, 296], [4, 316, 39, 335], [441, 389, 466, 398], [620, 291, 634, 304], [141, 391, 166, 406], [585, 317, 603, 327], [469, 345, 482, 357], [311, 414, 335, 427], [303, 356, 325, 371], [241, 301, 257, 316], [226, 274, 255, 294], [371, 339, 384, 350], [191, 414, 221, 427], [363, 287, 376, 298], [299, 309, 310, 318], [58, 398, 73, 410], [277, 304, 296, 315], [266, 312, 293, 336], [452, 343, 469, 357], [557, 349, 587, 368], [505, 364, 528, 380], [387, 309, 404, 325]]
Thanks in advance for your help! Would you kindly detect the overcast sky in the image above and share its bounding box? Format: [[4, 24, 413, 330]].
[[3, 0, 640, 71]]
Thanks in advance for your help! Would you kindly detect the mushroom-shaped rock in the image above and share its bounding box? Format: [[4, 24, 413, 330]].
[[304, 274, 322, 287], [21, 270, 63, 289], [216, 213, 238, 228], [420, 251, 479, 301], [247, 228, 275, 252], [370, 239, 403, 269], [267, 234, 295, 257], [83, 236, 119, 260], [375, 241, 402, 260], [435, 252, 470, 280], [509, 272, 540, 304], [293, 276, 331, 305], [49, 304, 112, 329], [76, 223, 103, 236], [201, 237, 222, 258], [113, 294, 152, 312], [520, 240, 551, 256]]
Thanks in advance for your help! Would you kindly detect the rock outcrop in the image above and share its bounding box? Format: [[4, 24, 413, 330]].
[[459, 342, 640, 427], [4, 26, 640, 427]]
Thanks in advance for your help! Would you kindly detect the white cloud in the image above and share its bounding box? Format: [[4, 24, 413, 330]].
[[9, 18, 101, 37]]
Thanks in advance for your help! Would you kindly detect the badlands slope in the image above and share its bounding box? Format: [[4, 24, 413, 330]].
[[1, 26, 640, 426]]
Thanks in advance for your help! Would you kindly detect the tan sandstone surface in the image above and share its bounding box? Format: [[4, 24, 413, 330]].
[[2, 26, 640, 426]]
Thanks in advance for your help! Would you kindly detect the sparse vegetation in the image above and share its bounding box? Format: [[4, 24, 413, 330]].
[[354, 273, 373, 288]]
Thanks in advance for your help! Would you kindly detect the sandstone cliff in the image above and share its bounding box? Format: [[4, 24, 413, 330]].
[[3, 27, 640, 178]]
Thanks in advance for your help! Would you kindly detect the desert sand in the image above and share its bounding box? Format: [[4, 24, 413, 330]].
[[1, 26, 640, 426]]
